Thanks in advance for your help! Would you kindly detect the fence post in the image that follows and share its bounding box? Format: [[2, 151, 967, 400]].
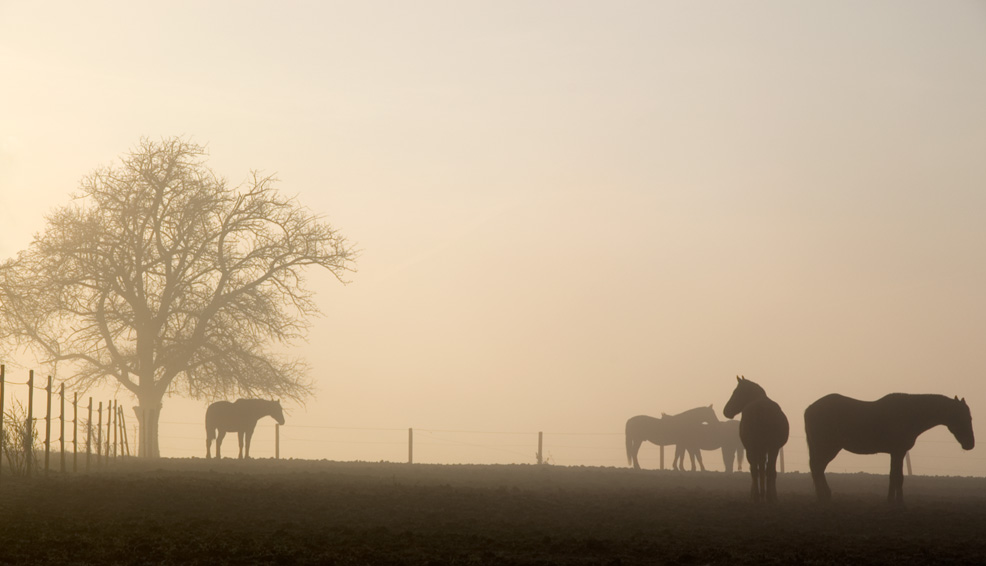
[[0, 364, 4, 486], [73, 392, 78, 472], [537, 431, 543, 465], [26, 370, 34, 478], [275, 423, 280, 460], [86, 397, 92, 472], [118, 406, 130, 457], [408, 428, 413, 464], [112, 400, 118, 458], [45, 375, 52, 475], [96, 401, 103, 467], [105, 401, 111, 460], [660, 445, 665, 470], [60, 383, 66, 473]]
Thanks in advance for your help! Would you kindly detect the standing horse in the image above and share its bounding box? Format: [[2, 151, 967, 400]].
[[723, 376, 789, 502], [805, 393, 974, 503], [672, 419, 744, 473], [625, 405, 717, 470], [206, 399, 285, 459]]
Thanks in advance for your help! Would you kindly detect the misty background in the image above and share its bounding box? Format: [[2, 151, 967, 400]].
[[1, 2, 984, 475]]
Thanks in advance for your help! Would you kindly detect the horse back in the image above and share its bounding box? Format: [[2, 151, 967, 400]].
[[626, 415, 674, 445], [805, 393, 929, 455], [206, 400, 257, 433]]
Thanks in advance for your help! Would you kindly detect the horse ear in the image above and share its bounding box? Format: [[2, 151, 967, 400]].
[[736, 375, 741, 383]]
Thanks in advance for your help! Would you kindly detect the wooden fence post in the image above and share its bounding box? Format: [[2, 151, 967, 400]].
[[112, 400, 118, 458], [0, 364, 4, 486], [537, 432, 543, 465], [118, 406, 130, 457], [779, 447, 785, 473], [26, 370, 34, 478], [45, 375, 52, 475], [105, 401, 111, 459], [73, 392, 78, 472], [86, 397, 93, 472], [408, 428, 413, 464], [60, 383, 66, 473], [660, 445, 665, 470], [96, 401, 102, 467], [275, 423, 280, 460]]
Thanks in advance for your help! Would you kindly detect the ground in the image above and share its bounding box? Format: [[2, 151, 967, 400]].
[[0, 459, 983, 565]]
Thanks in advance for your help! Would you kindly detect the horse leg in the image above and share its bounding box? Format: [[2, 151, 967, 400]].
[[216, 431, 226, 459], [766, 448, 780, 503], [245, 430, 254, 459], [237, 432, 245, 459], [688, 448, 696, 471], [722, 447, 732, 473], [747, 450, 763, 501], [206, 429, 213, 459], [694, 449, 705, 472], [672, 445, 682, 471], [757, 459, 767, 501], [808, 444, 838, 502], [629, 440, 642, 470], [888, 453, 905, 504]]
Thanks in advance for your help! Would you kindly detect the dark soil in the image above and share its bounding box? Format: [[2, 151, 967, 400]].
[[0, 459, 984, 565]]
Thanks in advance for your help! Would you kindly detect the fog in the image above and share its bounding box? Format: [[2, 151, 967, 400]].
[[1, 2, 984, 476]]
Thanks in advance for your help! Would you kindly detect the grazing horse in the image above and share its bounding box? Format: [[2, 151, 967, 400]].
[[805, 393, 974, 504], [206, 399, 285, 459], [672, 419, 744, 473], [723, 376, 789, 502], [625, 405, 717, 470]]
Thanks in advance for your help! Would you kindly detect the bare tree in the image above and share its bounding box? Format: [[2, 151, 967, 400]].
[[0, 138, 356, 457]]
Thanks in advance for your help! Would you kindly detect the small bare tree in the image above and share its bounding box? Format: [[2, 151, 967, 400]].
[[0, 138, 356, 456], [1, 400, 41, 475]]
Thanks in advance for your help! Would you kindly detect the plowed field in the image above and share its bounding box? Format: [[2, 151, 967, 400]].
[[0, 459, 983, 565]]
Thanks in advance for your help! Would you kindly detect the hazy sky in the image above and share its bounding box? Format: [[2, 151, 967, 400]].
[[2, 1, 985, 475]]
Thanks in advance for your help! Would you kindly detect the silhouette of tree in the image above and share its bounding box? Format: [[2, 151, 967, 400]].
[[0, 138, 356, 457]]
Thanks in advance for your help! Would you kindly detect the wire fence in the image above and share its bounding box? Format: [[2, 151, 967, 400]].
[[3, 363, 983, 478], [0, 365, 134, 482], [154, 418, 986, 477]]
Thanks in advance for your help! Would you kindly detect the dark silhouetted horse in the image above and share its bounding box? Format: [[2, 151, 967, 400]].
[[723, 376, 789, 502], [805, 393, 974, 503], [625, 405, 717, 470], [206, 399, 285, 459], [672, 419, 744, 473]]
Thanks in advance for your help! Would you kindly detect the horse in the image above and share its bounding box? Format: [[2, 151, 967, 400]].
[[625, 405, 717, 470], [672, 419, 744, 473], [206, 399, 285, 459], [805, 393, 974, 504], [723, 376, 789, 502]]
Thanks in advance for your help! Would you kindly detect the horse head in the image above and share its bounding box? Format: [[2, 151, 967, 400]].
[[271, 399, 286, 425], [722, 375, 766, 419], [947, 396, 974, 451]]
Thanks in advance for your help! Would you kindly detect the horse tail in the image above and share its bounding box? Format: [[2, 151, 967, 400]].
[[625, 419, 636, 466]]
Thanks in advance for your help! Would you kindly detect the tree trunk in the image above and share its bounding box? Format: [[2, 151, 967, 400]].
[[134, 396, 163, 458]]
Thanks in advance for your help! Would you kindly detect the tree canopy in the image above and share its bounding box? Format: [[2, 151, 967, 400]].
[[0, 138, 356, 456]]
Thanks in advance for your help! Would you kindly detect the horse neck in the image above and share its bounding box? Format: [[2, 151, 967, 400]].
[[735, 388, 767, 412], [676, 407, 716, 423], [241, 400, 271, 420], [905, 395, 959, 434]]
